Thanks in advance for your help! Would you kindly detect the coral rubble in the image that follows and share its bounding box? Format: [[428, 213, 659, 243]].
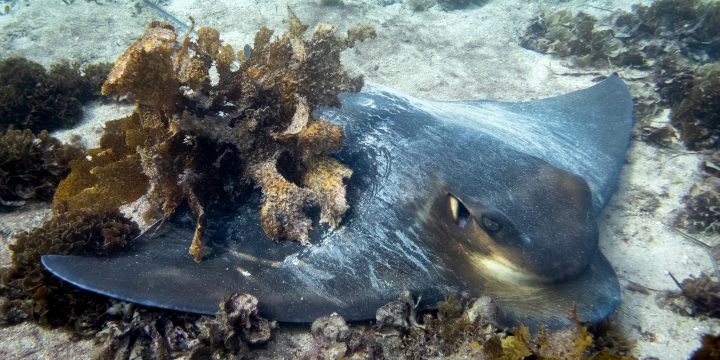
[[53, 13, 375, 261], [0, 128, 84, 209], [0, 209, 138, 329], [0, 57, 111, 133]]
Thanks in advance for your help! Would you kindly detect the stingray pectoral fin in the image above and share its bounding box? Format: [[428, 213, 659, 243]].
[[42, 224, 227, 315], [40, 220, 388, 321], [507, 75, 632, 212], [484, 252, 620, 331], [441, 75, 632, 212]]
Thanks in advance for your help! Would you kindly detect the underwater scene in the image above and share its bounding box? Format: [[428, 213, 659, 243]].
[[0, 0, 718, 359]]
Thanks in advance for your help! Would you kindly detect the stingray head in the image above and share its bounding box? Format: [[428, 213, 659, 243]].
[[433, 161, 597, 284]]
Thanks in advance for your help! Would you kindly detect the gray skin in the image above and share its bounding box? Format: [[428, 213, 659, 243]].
[[43, 75, 632, 331]]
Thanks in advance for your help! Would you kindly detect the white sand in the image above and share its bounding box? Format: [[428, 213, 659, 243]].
[[1, 0, 718, 358]]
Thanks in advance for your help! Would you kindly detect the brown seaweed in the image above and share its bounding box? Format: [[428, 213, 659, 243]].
[[0, 57, 112, 133], [520, 4, 720, 240], [52, 13, 375, 261], [675, 273, 720, 319], [0, 209, 138, 329], [670, 63, 720, 151], [690, 334, 720, 360], [92, 293, 275, 360], [675, 177, 720, 235], [521, 0, 720, 68], [0, 128, 84, 209]]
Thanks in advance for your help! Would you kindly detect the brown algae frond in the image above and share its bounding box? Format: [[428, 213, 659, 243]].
[[0, 57, 112, 133], [0, 128, 84, 208], [0, 209, 138, 329], [52, 12, 376, 261]]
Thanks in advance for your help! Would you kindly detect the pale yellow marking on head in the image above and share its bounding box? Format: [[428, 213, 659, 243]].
[[468, 252, 542, 287], [228, 250, 281, 268], [449, 195, 461, 222], [235, 266, 251, 277]]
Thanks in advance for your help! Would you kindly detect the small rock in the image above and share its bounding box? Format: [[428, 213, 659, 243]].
[[221, 293, 276, 345], [311, 314, 350, 342], [375, 300, 409, 332], [464, 296, 496, 325]]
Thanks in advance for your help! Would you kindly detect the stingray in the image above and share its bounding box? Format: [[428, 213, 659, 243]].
[[42, 75, 632, 330]]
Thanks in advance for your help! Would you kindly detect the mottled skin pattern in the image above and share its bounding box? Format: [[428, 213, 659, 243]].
[[43, 76, 632, 331]]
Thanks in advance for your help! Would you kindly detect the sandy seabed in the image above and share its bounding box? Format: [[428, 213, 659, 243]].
[[0, 0, 718, 359]]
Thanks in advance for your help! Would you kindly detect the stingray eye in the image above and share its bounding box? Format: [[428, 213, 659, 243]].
[[481, 216, 501, 232], [447, 194, 471, 229]]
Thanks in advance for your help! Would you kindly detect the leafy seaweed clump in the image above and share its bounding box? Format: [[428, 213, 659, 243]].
[[654, 56, 695, 107], [436, 0, 486, 10], [520, 10, 641, 68], [400, 294, 490, 358], [631, 0, 720, 61], [675, 177, 720, 234], [53, 13, 376, 262], [669, 63, 720, 151], [690, 334, 720, 360], [93, 293, 275, 359], [48, 60, 113, 104], [0, 57, 112, 132], [388, 295, 633, 359], [522, 0, 720, 68], [526, 1, 720, 67], [0, 209, 138, 330], [0, 128, 84, 209], [403, 0, 486, 11], [81, 292, 635, 359], [92, 306, 202, 360], [521, 2, 720, 152], [677, 273, 720, 319]]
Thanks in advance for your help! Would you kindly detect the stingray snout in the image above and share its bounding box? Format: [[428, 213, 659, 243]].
[[517, 224, 598, 283], [512, 167, 599, 283]]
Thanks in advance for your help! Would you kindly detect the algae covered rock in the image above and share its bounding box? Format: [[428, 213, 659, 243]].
[[654, 56, 695, 107]]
